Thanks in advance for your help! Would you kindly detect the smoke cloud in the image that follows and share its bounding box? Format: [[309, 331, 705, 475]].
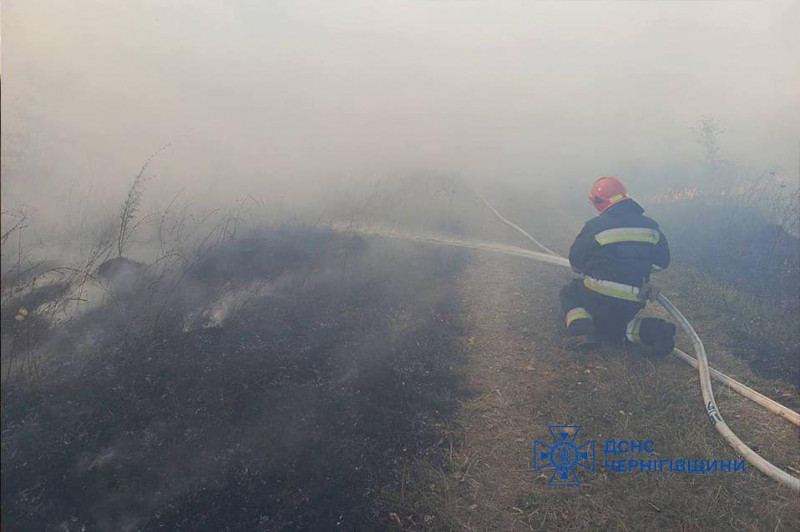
[[2, 0, 799, 225]]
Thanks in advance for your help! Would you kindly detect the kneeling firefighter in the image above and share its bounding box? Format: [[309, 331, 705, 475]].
[[561, 176, 676, 355]]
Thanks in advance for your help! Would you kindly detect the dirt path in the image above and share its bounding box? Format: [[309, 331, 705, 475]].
[[445, 249, 568, 530]]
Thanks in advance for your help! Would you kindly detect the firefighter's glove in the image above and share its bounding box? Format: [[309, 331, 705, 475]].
[[639, 282, 660, 302]]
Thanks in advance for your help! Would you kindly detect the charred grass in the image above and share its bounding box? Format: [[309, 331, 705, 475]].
[[3, 179, 798, 531], [1, 226, 471, 530]]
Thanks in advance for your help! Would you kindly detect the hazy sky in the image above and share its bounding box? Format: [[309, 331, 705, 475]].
[[2, 0, 799, 218]]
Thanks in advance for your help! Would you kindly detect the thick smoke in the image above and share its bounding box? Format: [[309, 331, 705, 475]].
[[2, 0, 798, 233]]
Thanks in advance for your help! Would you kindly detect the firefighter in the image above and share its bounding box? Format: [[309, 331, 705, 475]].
[[560, 176, 676, 355]]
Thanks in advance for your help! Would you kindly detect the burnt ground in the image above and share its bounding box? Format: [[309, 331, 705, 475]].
[[2, 227, 470, 530], [2, 183, 799, 531]]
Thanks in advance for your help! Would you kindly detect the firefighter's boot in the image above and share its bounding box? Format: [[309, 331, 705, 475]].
[[563, 307, 599, 351], [626, 317, 676, 357]]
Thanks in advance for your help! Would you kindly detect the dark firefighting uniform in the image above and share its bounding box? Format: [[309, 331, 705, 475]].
[[560, 198, 675, 352]]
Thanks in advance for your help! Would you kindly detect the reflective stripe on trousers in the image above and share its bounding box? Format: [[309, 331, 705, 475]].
[[626, 317, 644, 344], [566, 307, 592, 327], [583, 276, 642, 302]]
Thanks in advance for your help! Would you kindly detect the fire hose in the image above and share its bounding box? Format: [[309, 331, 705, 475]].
[[474, 192, 800, 492], [337, 199, 800, 490]]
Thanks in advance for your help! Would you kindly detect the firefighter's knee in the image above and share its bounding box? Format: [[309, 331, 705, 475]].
[[626, 317, 676, 356]]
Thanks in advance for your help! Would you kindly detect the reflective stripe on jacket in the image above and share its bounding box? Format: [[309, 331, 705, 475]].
[[569, 199, 670, 289]]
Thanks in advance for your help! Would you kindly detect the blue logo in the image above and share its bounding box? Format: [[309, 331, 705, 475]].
[[534, 425, 595, 486]]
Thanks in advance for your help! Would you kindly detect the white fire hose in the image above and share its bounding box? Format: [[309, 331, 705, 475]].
[[337, 197, 800, 490]]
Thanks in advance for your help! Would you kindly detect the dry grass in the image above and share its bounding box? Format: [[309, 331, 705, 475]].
[[3, 179, 797, 529], [391, 188, 799, 531]]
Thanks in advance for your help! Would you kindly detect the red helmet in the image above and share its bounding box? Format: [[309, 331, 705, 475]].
[[589, 176, 630, 213]]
